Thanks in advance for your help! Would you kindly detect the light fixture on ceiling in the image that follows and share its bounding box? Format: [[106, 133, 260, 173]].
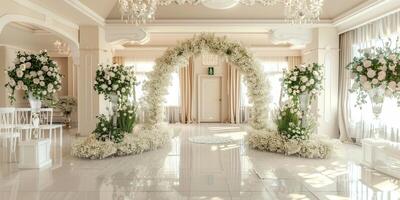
[[118, 0, 324, 25]]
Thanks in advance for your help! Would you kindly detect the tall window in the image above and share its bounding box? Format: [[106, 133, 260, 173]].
[[125, 60, 180, 106], [349, 33, 400, 141], [240, 57, 288, 109]]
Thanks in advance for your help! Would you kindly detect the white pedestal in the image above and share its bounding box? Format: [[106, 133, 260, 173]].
[[362, 138, 400, 179], [18, 139, 52, 169]]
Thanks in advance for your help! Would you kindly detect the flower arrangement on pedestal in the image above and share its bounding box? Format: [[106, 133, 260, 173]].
[[5, 50, 62, 106], [276, 63, 323, 141], [249, 63, 331, 159], [93, 64, 137, 143], [347, 40, 400, 112]]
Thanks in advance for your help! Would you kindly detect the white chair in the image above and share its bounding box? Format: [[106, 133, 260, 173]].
[[15, 108, 33, 140], [38, 108, 63, 146], [0, 108, 20, 162]]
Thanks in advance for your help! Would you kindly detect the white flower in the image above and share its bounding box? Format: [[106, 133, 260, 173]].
[[309, 79, 315, 85], [37, 71, 43, 76], [377, 71, 386, 81], [47, 71, 52, 76], [49, 67, 54, 71], [360, 75, 367, 83], [22, 85, 28, 90], [42, 66, 49, 71], [39, 76, 44, 80], [25, 62, 31, 68], [356, 66, 363, 72], [379, 57, 386, 65], [363, 60, 372, 68], [40, 81, 45, 86], [300, 85, 306, 91], [27, 56, 31, 61], [20, 57, 26, 62], [16, 69, 24, 78], [367, 69, 376, 78], [9, 79, 16, 86], [389, 64, 396, 71], [121, 88, 126, 93], [33, 79, 40, 84], [388, 81, 397, 91], [300, 76, 308, 83], [30, 71, 37, 77], [101, 84, 107, 90], [48, 83, 54, 90], [371, 79, 378, 85], [362, 81, 372, 90], [112, 84, 118, 90], [42, 91, 47, 95], [20, 64, 26, 71]]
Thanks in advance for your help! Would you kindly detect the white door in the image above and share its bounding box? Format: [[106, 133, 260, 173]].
[[200, 76, 221, 122]]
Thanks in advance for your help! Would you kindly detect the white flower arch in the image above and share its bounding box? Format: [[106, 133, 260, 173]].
[[142, 34, 270, 130]]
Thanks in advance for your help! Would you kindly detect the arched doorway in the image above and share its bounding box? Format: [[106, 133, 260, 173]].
[[142, 34, 270, 130]]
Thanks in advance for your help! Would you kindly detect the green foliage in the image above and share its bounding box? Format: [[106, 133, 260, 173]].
[[117, 105, 137, 133], [94, 115, 124, 143]]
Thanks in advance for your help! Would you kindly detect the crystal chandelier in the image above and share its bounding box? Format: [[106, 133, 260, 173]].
[[53, 40, 71, 56], [118, 0, 158, 24], [118, 0, 324, 25]]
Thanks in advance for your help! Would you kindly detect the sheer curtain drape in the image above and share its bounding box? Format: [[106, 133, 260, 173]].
[[179, 57, 194, 123], [227, 63, 241, 124], [338, 11, 400, 142], [240, 57, 288, 123]]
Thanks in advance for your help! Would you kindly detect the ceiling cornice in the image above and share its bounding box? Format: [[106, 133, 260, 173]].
[[13, 0, 79, 30], [332, 0, 400, 34], [63, 0, 105, 26], [106, 19, 333, 33]]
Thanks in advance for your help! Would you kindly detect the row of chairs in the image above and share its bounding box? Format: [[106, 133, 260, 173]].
[[0, 107, 63, 162]]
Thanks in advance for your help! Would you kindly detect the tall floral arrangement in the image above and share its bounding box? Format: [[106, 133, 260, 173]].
[[5, 50, 62, 103], [347, 40, 400, 106], [93, 64, 137, 143], [275, 63, 323, 141], [94, 64, 136, 103]]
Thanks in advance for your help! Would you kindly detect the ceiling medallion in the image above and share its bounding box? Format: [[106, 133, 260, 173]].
[[118, 0, 324, 25]]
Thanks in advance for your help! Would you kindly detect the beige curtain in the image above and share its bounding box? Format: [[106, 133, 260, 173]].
[[113, 56, 124, 65], [338, 11, 400, 142], [338, 32, 354, 142], [287, 56, 302, 69], [179, 57, 194, 123], [227, 63, 241, 124]]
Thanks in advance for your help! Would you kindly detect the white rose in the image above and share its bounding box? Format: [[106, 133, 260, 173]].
[[121, 88, 126, 93], [16, 69, 24, 78], [25, 62, 31, 68], [20, 57, 26, 62], [379, 57, 386, 65], [377, 71, 386, 81], [363, 60, 372, 68], [388, 81, 396, 91], [9, 79, 16, 86], [37, 71, 43, 76], [360, 75, 367, 83], [356, 66, 363, 72], [380, 65, 387, 71], [101, 84, 107, 90], [22, 85, 28, 91], [112, 84, 119, 90], [30, 71, 37, 77], [362, 81, 372, 90], [48, 84, 53, 90], [371, 79, 379, 85], [367, 69, 376, 78], [27, 56, 31, 61], [309, 79, 315, 85], [39, 81, 45, 86], [300, 76, 308, 83], [42, 91, 47, 95], [20, 64, 26, 71], [33, 79, 40, 84], [49, 67, 54, 72], [389, 65, 396, 71], [47, 72, 52, 76], [39, 76, 44, 80], [300, 85, 306, 91]]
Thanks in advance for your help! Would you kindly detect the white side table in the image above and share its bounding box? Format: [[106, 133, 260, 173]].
[[18, 139, 52, 169]]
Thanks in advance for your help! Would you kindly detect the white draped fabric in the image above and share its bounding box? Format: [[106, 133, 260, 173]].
[[339, 11, 400, 142]]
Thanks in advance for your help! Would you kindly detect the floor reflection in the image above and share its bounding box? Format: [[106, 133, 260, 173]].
[[0, 124, 399, 200]]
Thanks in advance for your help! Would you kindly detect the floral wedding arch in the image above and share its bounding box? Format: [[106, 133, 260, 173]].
[[142, 34, 270, 130]]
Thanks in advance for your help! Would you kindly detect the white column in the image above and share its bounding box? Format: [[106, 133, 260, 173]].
[[302, 28, 340, 138], [77, 26, 112, 136]]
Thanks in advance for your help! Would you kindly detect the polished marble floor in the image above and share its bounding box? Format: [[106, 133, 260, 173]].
[[0, 124, 399, 200]]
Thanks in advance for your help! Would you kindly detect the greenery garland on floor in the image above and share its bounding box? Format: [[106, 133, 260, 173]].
[[248, 63, 333, 159]]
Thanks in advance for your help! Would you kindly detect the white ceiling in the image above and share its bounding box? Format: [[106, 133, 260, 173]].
[[104, 0, 369, 20]]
